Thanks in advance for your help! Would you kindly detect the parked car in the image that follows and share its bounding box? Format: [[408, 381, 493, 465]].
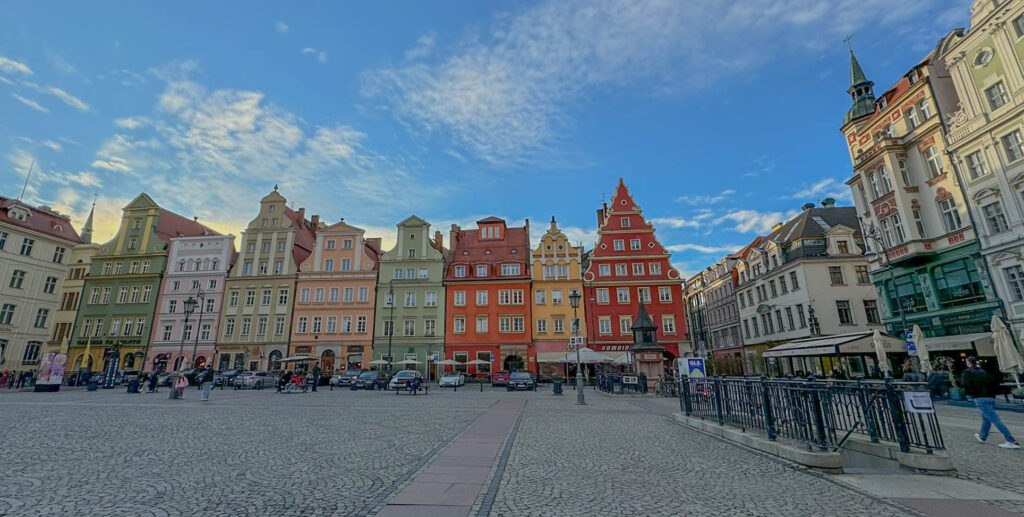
[[215, 369, 243, 386], [439, 372, 466, 387], [491, 371, 511, 387], [332, 369, 364, 387], [352, 371, 387, 390], [236, 371, 275, 389], [388, 370, 424, 390], [507, 372, 536, 391], [121, 370, 141, 384], [156, 372, 175, 387]]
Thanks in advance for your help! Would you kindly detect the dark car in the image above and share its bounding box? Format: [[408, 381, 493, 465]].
[[215, 369, 243, 386], [332, 369, 364, 387], [491, 371, 511, 387], [121, 370, 141, 384], [352, 371, 387, 390], [507, 372, 536, 391]]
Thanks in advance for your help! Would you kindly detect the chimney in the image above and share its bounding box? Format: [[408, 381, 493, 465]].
[[596, 208, 605, 228], [311, 214, 319, 226], [450, 224, 461, 250], [524, 218, 530, 245], [433, 230, 443, 251], [298, 207, 306, 221], [801, 203, 815, 211], [771, 223, 783, 233], [821, 198, 836, 208], [367, 237, 382, 251]]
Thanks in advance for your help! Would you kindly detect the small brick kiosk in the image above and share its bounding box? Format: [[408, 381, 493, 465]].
[[630, 303, 665, 390]]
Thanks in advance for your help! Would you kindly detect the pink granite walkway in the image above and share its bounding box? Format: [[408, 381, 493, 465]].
[[375, 399, 525, 517]]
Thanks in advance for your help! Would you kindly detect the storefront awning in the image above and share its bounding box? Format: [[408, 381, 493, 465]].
[[919, 332, 993, 355], [763, 331, 904, 358]]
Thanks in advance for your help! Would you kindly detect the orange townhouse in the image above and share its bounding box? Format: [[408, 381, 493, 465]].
[[444, 217, 534, 377]]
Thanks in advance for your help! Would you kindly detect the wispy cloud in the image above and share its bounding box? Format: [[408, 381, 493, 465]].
[[718, 208, 799, 234], [404, 34, 436, 61], [91, 156, 132, 173], [300, 47, 327, 63], [114, 117, 148, 130], [275, 20, 289, 34], [42, 140, 62, 152], [651, 211, 715, 229], [788, 177, 853, 202], [666, 243, 743, 254], [676, 189, 735, 205], [363, 0, 947, 167], [0, 56, 32, 76], [12, 93, 49, 113], [44, 86, 91, 112]]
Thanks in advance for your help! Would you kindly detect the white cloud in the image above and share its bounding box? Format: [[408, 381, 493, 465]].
[[364, 0, 950, 166], [299, 48, 327, 63], [651, 211, 714, 229], [91, 156, 132, 173], [67, 171, 101, 187], [318, 51, 327, 63], [301, 47, 316, 54], [44, 86, 91, 112], [0, 76, 13, 85], [405, 34, 436, 60], [666, 243, 743, 254], [275, 20, 289, 34], [718, 209, 800, 234], [676, 189, 735, 205], [0, 56, 32, 76], [115, 117, 148, 130], [12, 93, 49, 113], [42, 140, 62, 152], [788, 178, 853, 203]]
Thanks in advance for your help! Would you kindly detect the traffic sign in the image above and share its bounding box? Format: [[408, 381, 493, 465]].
[[686, 358, 706, 379], [904, 329, 917, 356]]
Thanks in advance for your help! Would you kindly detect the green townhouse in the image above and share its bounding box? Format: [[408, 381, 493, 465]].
[[69, 193, 217, 374], [372, 215, 447, 380]]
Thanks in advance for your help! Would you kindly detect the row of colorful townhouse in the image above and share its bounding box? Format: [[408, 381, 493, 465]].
[[31, 179, 688, 380]]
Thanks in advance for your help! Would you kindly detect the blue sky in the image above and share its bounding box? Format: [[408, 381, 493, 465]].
[[0, 1, 970, 277]]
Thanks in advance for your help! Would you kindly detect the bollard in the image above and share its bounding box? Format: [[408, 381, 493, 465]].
[[760, 377, 776, 441], [713, 377, 725, 426], [553, 379, 563, 395]]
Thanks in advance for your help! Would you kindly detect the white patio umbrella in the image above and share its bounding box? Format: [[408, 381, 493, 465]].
[[464, 359, 491, 365], [991, 316, 1024, 388], [557, 347, 613, 364], [434, 359, 465, 366], [368, 359, 390, 365], [279, 355, 315, 363], [873, 329, 890, 377], [912, 324, 932, 374], [395, 359, 421, 365], [612, 353, 632, 365]]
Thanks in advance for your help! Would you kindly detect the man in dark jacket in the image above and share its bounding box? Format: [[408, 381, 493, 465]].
[[200, 366, 215, 401], [961, 357, 1019, 449]]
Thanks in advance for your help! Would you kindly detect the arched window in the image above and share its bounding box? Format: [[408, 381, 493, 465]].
[[898, 160, 910, 185], [269, 350, 282, 371], [906, 107, 920, 128], [878, 165, 893, 194], [924, 147, 943, 178], [918, 98, 932, 119]]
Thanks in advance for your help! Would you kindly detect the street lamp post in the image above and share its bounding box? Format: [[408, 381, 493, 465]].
[[569, 290, 585, 406], [386, 281, 395, 378], [190, 289, 206, 369], [179, 296, 197, 371]]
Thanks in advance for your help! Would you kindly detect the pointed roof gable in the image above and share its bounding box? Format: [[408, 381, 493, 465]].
[[606, 178, 642, 215], [397, 214, 430, 228], [849, 49, 869, 88], [0, 196, 82, 244], [80, 201, 95, 243]]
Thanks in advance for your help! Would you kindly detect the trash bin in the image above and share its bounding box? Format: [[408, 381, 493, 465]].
[[553, 380, 563, 395], [87, 379, 98, 391], [127, 380, 140, 393]]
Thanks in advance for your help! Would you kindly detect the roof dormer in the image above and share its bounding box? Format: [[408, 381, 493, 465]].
[[477, 216, 506, 241], [6, 204, 30, 222]]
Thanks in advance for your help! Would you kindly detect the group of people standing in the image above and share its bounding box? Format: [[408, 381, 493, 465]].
[[0, 370, 34, 389]]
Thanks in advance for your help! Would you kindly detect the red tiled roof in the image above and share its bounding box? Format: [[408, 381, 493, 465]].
[[729, 236, 766, 260], [284, 207, 316, 266], [153, 208, 219, 242], [446, 224, 530, 280], [0, 197, 82, 244]]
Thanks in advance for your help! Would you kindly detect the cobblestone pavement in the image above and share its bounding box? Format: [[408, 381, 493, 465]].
[[491, 394, 915, 517], [1, 387, 1021, 516], [933, 403, 1024, 497]]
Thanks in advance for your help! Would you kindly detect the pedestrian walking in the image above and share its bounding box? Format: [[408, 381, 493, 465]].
[[962, 357, 1020, 449], [311, 364, 321, 392], [0, 371, 8, 388], [174, 373, 189, 399], [148, 372, 159, 393], [201, 366, 214, 401]]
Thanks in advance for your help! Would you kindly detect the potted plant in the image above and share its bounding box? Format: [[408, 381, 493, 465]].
[[933, 356, 961, 400]]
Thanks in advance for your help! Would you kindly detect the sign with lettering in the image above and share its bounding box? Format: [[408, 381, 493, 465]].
[[948, 232, 965, 245], [904, 330, 917, 356], [902, 391, 934, 414], [885, 246, 910, 260], [622, 375, 638, 384], [687, 358, 706, 379]]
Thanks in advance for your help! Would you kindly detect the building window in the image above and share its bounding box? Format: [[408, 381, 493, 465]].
[[551, 289, 563, 305], [619, 316, 633, 335], [620, 216, 630, 227], [33, 308, 49, 328], [632, 263, 644, 275], [986, 81, 1010, 110], [662, 315, 676, 334], [279, 289, 289, 305], [659, 286, 672, 302], [1014, 13, 1024, 37], [0, 231, 5, 250], [796, 304, 806, 327], [630, 239, 641, 250], [596, 288, 609, 303], [828, 266, 845, 285], [613, 240, 624, 251], [599, 264, 610, 276], [9, 270, 25, 289], [923, 147, 943, 178], [934, 259, 985, 308], [855, 265, 870, 284], [982, 201, 1009, 234], [52, 246, 66, 263], [476, 265, 488, 277], [261, 289, 272, 305], [638, 287, 651, 303], [785, 307, 795, 330], [615, 264, 627, 276], [868, 171, 880, 199], [475, 290, 488, 306], [403, 320, 415, 336], [913, 208, 926, 238], [939, 198, 962, 233], [501, 264, 520, 276], [896, 160, 910, 186], [454, 266, 466, 278], [19, 238, 34, 256], [837, 240, 850, 254], [863, 300, 880, 324], [324, 259, 334, 272], [1005, 265, 1024, 301], [404, 291, 417, 307], [598, 317, 612, 335], [536, 318, 547, 334], [617, 288, 630, 303], [342, 239, 353, 249], [966, 150, 988, 179], [1003, 130, 1024, 162], [535, 290, 546, 305], [453, 317, 466, 334], [0, 304, 15, 325], [315, 288, 325, 303]]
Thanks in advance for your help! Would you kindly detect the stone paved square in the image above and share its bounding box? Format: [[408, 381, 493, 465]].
[[1, 387, 1022, 516]]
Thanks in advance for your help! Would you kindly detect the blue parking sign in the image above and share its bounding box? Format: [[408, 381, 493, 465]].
[[687, 358, 706, 379], [904, 329, 917, 355]]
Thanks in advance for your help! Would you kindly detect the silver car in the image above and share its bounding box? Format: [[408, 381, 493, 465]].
[[236, 371, 275, 389]]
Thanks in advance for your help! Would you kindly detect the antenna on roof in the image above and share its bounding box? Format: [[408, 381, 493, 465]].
[[18, 159, 34, 201]]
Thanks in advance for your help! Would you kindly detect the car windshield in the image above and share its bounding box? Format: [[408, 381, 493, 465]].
[[345, 370, 362, 375], [358, 372, 377, 379], [442, 373, 459, 378], [396, 371, 415, 378], [510, 373, 532, 380]]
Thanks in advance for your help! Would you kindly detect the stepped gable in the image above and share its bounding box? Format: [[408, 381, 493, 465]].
[[593, 178, 669, 257], [0, 196, 82, 244]]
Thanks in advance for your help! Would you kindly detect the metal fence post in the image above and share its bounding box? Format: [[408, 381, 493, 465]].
[[760, 376, 775, 441], [809, 385, 828, 450], [856, 379, 879, 443], [884, 378, 911, 453], [713, 377, 725, 426], [680, 376, 691, 415]]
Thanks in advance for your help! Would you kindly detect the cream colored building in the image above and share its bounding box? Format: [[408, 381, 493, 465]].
[[47, 205, 99, 358]]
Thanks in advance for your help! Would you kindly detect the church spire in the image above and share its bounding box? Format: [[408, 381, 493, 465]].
[[80, 198, 95, 244], [843, 47, 876, 125]]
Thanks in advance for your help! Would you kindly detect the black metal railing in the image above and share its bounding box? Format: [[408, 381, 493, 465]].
[[679, 377, 944, 452], [596, 371, 647, 394]]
